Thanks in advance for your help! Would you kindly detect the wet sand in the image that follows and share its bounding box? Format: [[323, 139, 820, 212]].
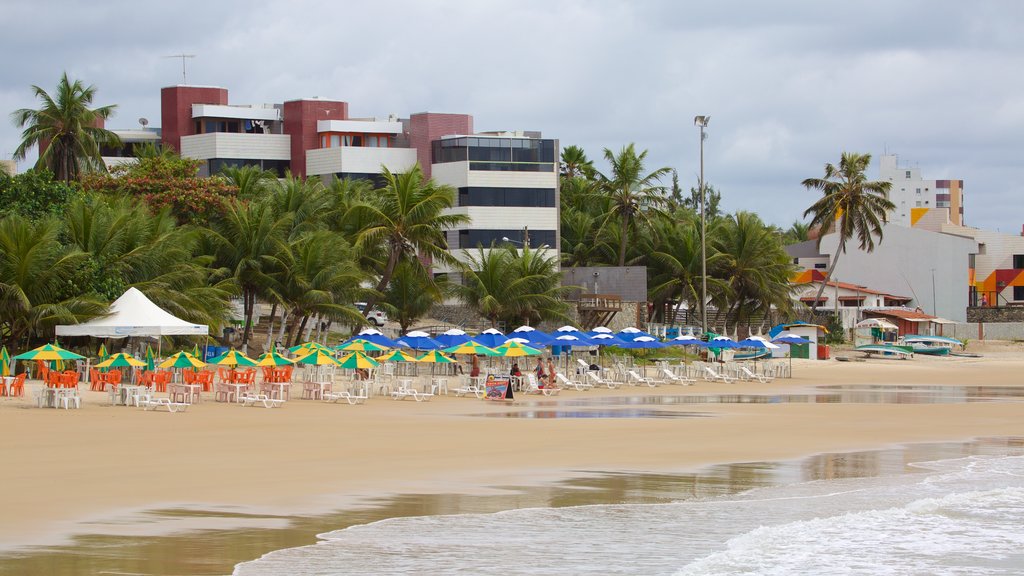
[[1, 345, 1023, 574]]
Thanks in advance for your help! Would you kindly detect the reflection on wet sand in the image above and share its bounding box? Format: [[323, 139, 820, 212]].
[[2, 437, 1021, 576]]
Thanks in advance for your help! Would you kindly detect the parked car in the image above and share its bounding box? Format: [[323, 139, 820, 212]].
[[355, 302, 388, 327]]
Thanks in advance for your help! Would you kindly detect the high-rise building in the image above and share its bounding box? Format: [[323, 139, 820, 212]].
[[879, 154, 964, 227]]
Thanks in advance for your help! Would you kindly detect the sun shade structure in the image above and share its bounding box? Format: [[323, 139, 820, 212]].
[[353, 328, 403, 349], [256, 350, 296, 366], [55, 287, 208, 338], [398, 331, 444, 350], [435, 328, 473, 348], [95, 353, 145, 368], [209, 349, 258, 367], [159, 351, 207, 369], [14, 343, 86, 361], [289, 341, 333, 355], [338, 351, 380, 369], [472, 328, 509, 348]]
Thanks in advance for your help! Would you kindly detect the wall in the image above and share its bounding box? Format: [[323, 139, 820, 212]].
[[408, 113, 473, 178], [944, 322, 1024, 341], [160, 86, 229, 152], [561, 266, 648, 301], [282, 99, 348, 178], [818, 223, 977, 321], [966, 306, 1024, 323]]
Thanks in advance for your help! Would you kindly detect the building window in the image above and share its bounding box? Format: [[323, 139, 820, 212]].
[[916, 188, 921, 194], [432, 138, 556, 171], [915, 201, 922, 207], [906, 170, 911, 178], [457, 229, 557, 249], [1014, 254, 1024, 269], [458, 187, 556, 207], [814, 263, 827, 269], [1015, 286, 1024, 301], [793, 258, 799, 265]]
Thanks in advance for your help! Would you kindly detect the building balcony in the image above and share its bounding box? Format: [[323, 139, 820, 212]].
[[305, 146, 417, 177], [180, 133, 291, 161]]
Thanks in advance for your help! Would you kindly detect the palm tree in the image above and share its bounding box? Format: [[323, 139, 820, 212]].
[[352, 165, 469, 316], [646, 217, 728, 324], [220, 164, 278, 200], [713, 211, 796, 327], [596, 144, 672, 266], [453, 244, 572, 327], [11, 72, 121, 182], [783, 219, 811, 245], [560, 145, 595, 180], [210, 199, 291, 348], [802, 152, 895, 309], [383, 259, 446, 333], [0, 215, 106, 346]]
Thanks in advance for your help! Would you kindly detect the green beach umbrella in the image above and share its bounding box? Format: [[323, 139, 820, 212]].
[[209, 349, 258, 367], [416, 350, 456, 364], [294, 349, 342, 366], [337, 351, 380, 369], [378, 349, 419, 363], [192, 343, 201, 360], [1, 346, 10, 377], [256, 350, 295, 366], [336, 338, 390, 352], [95, 353, 146, 369], [145, 345, 156, 371], [159, 351, 207, 369], [443, 341, 501, 356], [494, 340, 542, 357], [14, 344, 86, 361], [97, 343, 108, 362], [289, 341, 332, 355]]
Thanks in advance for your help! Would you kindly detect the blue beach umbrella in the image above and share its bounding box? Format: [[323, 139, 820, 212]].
[[510, 326, 556, 347], [473, 328, 509, 349], [669, 332, 707, 347], [588, 332, 627, 347], [615, 335, 665, 350], [397, 330, 444, 350], [435, 328, 473, 348], [616, 327, 658, 342], [352, 328, 403, 349]]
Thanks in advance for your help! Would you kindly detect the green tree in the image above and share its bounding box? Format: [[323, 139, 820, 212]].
[[211, 199, 291, 347], [0, 215, 106, 346], [11, 72, 120, 182], [646, 217, 727, 324], [383, 259, 446, 333], [802, 152, 895, 309], [782, 219, 811, 245], [713, 211, 796, 327], [453, 244, 572, 327], [560, 145, 595, 180], [352, 165, 469, 317], [596, 144, 672, 266], [682, 184, 722, 220], [220, 164, 278, 200], [0, 169, 78, 220]]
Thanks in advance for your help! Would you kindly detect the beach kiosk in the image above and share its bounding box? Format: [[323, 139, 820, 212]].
[[769, 322, 829, 360]]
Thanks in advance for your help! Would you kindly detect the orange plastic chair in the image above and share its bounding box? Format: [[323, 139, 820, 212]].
[[9, 373, 26, 397], [183, 369, 196, 384], [61, 371, 79, 389], [197, 371, 214, 391], [90, 368, 104, 391]]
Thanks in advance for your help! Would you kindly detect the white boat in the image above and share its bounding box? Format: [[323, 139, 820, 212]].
[[898, 335, 961, 356]]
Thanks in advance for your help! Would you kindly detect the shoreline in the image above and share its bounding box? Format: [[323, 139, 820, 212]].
[[1, 348, 1024, 573]]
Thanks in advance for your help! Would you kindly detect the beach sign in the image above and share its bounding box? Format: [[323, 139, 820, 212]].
[[485, 374, 514, 401]]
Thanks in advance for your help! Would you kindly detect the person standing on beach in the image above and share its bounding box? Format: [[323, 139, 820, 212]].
[[470, 354, 480, 378], [535, 357, 547, 387], [546, 357, 557, 388]]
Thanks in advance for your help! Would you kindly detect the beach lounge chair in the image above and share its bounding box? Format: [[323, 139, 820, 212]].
[[240, 391, 284, 408], [140, 397, 189, 412], [391, 384, 433, 402], [556, 372, 592, 391], [453, 377, 486, 398], [626, 370, 659, 387], [323, 390, 368, 405], [702, 365, 737, 383], [525, 373, 560, 396], [738, 366, 774, 383], [660, 368, 695, 385], [584, 370, 620, 389]]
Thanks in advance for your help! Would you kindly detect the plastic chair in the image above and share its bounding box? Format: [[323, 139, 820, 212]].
[[60, 371, 79, 389], [9, 373, 26, 397]]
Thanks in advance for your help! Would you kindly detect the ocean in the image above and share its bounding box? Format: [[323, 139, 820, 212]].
[[235, 447, 1024, 575]]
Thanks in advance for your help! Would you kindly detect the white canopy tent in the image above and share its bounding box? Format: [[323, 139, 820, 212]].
[[56, 287, 209, 341]]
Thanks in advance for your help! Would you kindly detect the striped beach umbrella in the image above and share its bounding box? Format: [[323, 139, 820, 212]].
[[256, 350, 295, 366], [338, 351, 380, 369], [294, 349, 342, 366], [494, 340, 542, 357], [96, 353, 146, 369], [145, 345, 156, 371], [336, 338, 390, 352], [0, 346, 10, 377], [378, 349, 419, 363], [13, 343, 86, 361], [192, 343, 202, 360], [416, 350, 456, 364], [289, 341, 332, 355], [209, 349, 258, 367], [97, 343, 108, 363], [443, 341, 501, 356], [159, 351, 207, 369]]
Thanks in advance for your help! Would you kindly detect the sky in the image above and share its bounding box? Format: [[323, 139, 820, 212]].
[[3, 1, 1023, 232]]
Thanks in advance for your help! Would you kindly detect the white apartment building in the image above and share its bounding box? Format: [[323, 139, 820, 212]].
[[879, 154, 964, 227]]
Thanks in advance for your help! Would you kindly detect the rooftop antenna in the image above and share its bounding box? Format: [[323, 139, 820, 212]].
[[164, 54, 196, 84]]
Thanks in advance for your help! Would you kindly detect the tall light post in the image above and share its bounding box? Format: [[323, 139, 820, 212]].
[[694, 115, 710, 335]]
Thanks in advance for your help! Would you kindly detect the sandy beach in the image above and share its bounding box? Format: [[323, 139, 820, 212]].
[[2, 344, 1024, 573]]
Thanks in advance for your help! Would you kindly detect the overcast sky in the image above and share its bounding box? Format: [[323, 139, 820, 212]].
[[3, 1, 1023, 232]]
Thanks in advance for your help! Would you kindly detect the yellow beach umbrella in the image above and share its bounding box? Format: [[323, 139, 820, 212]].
[[416, 350, 456, 364], [13, 343, 85, 361], [443, 341, 501, 356], [95, 353, 146, 369], [336, 338, 390, 352], [289, 341, 332, 355], [494, 340, 542, 357], [338, 351, 380, 369], [159, 351, 207, 369], [294, 349, 342, 366], [209, 349, 258, 367], [256, 350, 296, 366], [378, 349, 418, 363]]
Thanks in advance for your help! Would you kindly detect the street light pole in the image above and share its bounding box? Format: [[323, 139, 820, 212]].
[[694, 115, 710, 335]]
